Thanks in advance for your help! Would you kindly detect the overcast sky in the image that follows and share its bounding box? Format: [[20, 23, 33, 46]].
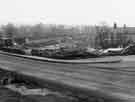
[[0, 0, 135, 26]]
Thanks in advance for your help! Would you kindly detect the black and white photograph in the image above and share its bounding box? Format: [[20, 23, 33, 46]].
[[0, 0, 134, 102]]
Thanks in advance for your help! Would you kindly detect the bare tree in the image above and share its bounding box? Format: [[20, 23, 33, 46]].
[[1, 23, 17, 38]]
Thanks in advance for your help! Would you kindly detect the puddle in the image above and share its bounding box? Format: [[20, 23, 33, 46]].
[[5, 84, 51, 96]]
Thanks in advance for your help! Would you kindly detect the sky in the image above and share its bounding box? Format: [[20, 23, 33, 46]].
[[0, 0, 135, 26]]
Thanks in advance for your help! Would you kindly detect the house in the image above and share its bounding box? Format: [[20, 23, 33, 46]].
[[95, 23, 135, 48]]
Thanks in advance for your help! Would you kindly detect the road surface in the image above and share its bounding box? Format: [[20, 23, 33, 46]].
[[0, 53, 134, 101]]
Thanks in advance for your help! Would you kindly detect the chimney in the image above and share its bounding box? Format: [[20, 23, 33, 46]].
[[123, 24, 126, 29], [114, 22, 117, 29]]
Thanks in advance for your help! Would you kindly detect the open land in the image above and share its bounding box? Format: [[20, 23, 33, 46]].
[[0, 53, 134, 101]]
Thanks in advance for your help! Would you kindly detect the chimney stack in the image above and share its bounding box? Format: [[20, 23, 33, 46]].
[[123, 24, 126, 29], [114, 22, 117, 29]]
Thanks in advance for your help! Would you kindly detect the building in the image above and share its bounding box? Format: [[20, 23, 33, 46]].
[[95, 23, 135, 48]]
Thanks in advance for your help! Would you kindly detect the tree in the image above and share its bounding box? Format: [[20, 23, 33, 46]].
[[1, 23, 17, 38]]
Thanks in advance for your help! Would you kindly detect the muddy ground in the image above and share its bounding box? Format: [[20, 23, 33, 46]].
[[0, 69, 78, 102], [0, 69, 107, 102], [0, 86, 79, 102]]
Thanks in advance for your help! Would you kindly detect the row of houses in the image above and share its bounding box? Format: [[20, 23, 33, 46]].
[[95, 23, 135, 48], [0, 23, 135, 49]]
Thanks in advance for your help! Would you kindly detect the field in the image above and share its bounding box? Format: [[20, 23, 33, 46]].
[[0, 54, 134, 101]]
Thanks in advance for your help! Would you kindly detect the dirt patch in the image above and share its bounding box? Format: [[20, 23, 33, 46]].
[[0, 69, 78, 102], [0, 86, 78, 102], [0, 68, 111, 102]]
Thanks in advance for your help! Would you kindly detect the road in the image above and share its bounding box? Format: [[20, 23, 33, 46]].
[[0, 53, 134, 101]]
